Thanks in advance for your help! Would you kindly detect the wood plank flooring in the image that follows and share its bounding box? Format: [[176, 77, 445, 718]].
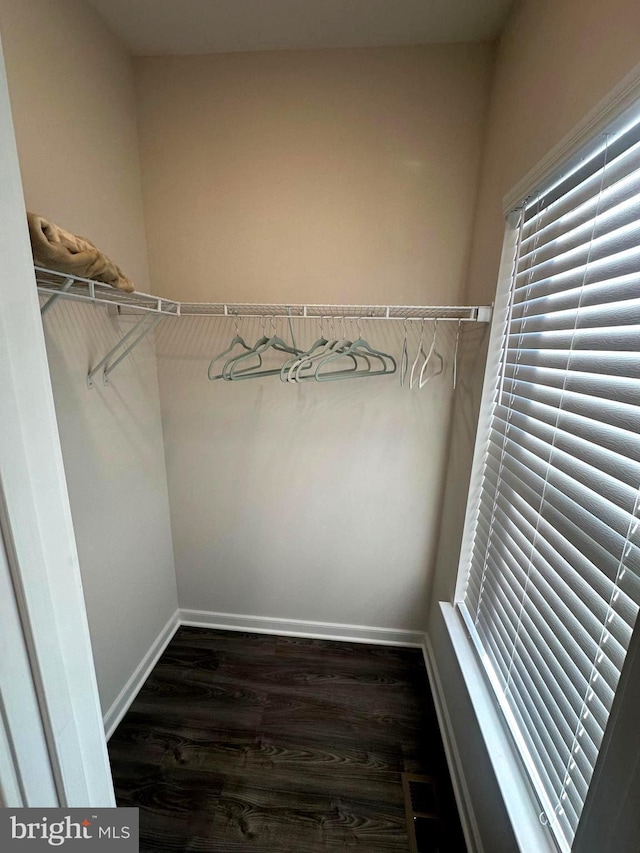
[[108, 627, 466, 852]]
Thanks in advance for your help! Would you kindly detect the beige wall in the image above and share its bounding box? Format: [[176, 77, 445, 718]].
[[138, 44, 494, 635], [0, 0, 150, 290], [0, 0, 178, 717], [134, 45, 493, 304], [130, 41, 497, 705], [429, 1, 640, 849], [157, 316, 464, 633], [465, 0, 640, 304], [41, 300, 178, 719]]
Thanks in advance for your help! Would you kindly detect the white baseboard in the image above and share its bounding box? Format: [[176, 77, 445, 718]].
[[423, 635, 483, 853], [103, 609, 423, 741], [103, 610, 180, 741], [179, 608, 425, 647]]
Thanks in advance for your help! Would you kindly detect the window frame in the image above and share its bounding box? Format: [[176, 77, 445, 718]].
[[450, 64, 640, 852]]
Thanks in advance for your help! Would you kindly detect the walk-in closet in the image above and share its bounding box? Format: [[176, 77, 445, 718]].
[[2, 1, 640, 852]]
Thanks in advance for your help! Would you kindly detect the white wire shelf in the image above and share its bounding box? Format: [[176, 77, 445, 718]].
[[35, 267, 492, 323], [35, 266, 493, 388], [35, 267, 181, 316], [178, 302, 490, 321]]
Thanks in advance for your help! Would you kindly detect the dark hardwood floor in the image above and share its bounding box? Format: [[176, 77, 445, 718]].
[[108, 627, 467, 852]]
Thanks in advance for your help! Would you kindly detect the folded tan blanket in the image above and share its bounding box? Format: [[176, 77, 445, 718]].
[[27, 212, 135, 293]]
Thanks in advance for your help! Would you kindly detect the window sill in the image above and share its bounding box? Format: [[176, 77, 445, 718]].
[[439, 601, 558, 853]]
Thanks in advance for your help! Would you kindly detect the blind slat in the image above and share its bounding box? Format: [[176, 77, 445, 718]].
[[478, 547, 616, 727], [460, 110, 640, 851], [478, 507, 627, 691]]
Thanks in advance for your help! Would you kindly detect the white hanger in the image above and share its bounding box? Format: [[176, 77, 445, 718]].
[[409, 318, 427, 389], [418, 319, 444, 388], [452, 319, 462, 390], [400, 318, 409, 387]]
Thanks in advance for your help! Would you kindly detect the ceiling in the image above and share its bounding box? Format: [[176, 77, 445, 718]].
[[87, 0, 513, 56]]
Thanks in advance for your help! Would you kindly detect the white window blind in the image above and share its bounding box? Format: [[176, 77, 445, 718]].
[[458, 118, 640, 852]]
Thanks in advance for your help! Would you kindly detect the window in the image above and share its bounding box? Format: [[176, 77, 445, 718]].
[[457, 112, 640, 851]]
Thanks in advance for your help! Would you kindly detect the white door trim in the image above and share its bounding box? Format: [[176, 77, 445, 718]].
[[0, 511, 57, 807], [0, 31, 114, 807]]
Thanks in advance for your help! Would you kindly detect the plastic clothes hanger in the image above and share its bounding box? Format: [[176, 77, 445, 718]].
[[224, 316, 302, 380], [291, 317, 362, 383], [280, 342, 326, 382], [227, 315, 300, 364], [223, 317, 303, 380], [279, 315, 330, 382], [409, 318, 427, 389], [295, 317, 370, 382], [452, 319, 461, 390], [418, 319, 444, 388], [294, 339, 364, 382], [279, 316, 344, 382], [207, 315, 262, 380], [221, 315, 272, 378], [347, 317, 386, 374], [314, 340, 394, 380], [400, 318, 409, 387], [314, 318, 396, 381]]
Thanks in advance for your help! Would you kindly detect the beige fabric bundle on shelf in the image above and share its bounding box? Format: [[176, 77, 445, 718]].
[[27, 211, 135, 293]]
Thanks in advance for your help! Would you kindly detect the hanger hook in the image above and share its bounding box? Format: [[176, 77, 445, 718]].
[[357, 316, 363, 338], [429, 318, 438, 351]]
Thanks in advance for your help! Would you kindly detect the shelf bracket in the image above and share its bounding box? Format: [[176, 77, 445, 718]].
[[87, 313, 163, 389], [40, 276, 74, 315], [476, 305, 493, 324]]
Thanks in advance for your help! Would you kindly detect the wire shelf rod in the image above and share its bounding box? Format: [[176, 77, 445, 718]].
[[35, 267, 491, 323], [35, 265, 493, 388], [176, 304, 487, 321]]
